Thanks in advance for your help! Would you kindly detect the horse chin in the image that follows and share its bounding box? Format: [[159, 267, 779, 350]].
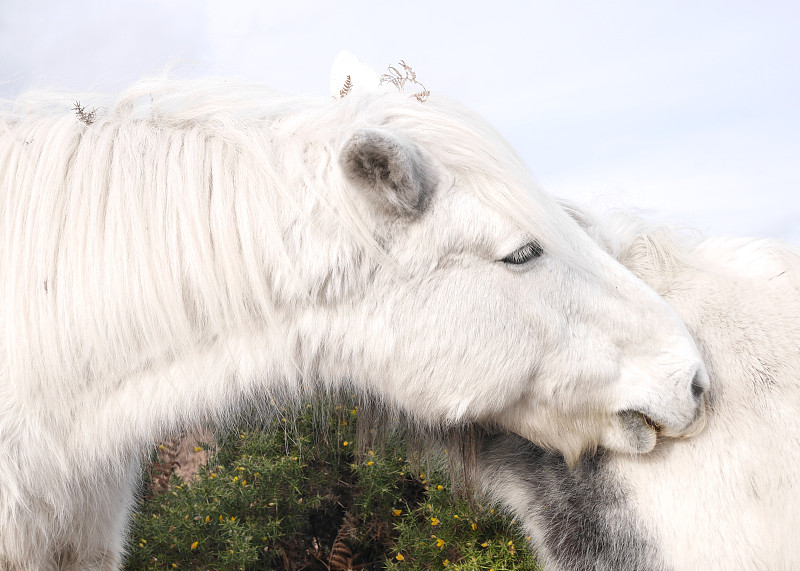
[[602, 410, 660, 455]]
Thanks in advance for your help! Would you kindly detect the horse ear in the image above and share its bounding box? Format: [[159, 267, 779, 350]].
[[340, 128, 436, 218]]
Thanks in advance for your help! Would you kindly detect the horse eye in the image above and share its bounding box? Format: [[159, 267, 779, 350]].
[[501, 242, 543, 265]]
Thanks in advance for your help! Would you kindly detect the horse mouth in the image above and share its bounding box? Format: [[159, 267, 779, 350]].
[[610, 405, 704, 455], [619, 409, 662, 435], [637, 411, 662, 433], [613, 409, 662, 453]]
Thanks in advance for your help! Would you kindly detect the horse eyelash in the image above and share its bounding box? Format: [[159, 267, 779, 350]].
[[501, 242, 544, 265]]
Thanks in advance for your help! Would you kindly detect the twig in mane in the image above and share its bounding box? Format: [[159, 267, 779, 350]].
[[339, 75, 353, 99], [72, 101, 97, 125], [380, 60, 430, 102]]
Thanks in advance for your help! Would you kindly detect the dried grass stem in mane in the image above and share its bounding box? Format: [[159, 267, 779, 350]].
[[72, 101, 100, 125], [339, 75, 353, 99], [380, 60, 430, 102]]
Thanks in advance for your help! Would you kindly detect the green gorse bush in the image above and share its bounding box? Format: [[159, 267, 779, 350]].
[[125, 402, 540, 570]]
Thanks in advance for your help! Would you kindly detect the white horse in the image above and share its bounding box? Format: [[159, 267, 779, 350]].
[[477, 207, 800, 570], [0, 79, 706, 569]]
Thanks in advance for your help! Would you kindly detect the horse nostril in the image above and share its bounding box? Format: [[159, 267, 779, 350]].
[[691, 372, 705, 400]]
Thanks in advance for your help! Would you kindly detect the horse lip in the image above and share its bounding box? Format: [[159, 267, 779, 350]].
[[623, 410, 662, 435], [618, 409, 661, 433], [638, 411, 662, 433], [612, 409, 660, 453]]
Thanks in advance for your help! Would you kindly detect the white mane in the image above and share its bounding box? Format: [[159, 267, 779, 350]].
[[1, 78, 574, 370]]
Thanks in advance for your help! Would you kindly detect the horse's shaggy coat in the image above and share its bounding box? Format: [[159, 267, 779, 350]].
[[478, 209, 800, 570], [0, 79, 705, 569]]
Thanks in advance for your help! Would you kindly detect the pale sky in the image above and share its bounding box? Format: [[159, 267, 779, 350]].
[[2, 0, 798, 241]]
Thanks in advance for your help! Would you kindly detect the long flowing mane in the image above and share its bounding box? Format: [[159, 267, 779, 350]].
[[0, 79, 575, 394]]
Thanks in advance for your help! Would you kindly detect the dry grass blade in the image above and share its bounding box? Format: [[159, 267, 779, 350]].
[[339, 75, 353, 99], [379, 60, 430, 102], [329, 512, 366, 571], [72, 101, 97, 125]]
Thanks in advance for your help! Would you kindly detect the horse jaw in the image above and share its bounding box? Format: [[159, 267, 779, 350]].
[[499, 404, 604, 468]]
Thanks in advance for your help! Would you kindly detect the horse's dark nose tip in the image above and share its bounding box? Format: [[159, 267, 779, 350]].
[[691, 372, 705, 400]]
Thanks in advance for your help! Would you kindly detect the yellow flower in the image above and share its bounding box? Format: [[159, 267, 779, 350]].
[[436, 538, 445, 548], [453, 515, 459, 519], [233, 476, 238, 482], [367, 461, 374, 466], [430, 517, 440, 526], [508, 540, 514, 546], [471, 523, 477, 530], [442, 559, 449, 566], [342, 441, 349, 447], [437, 485, 443, 491], [205, 515, 210, 523], [242, 480, 247, 486], [193, 446, 202, 452], [393, 509, 402, 516], [395, 553, 405, 561], [190, 541, 198, 550], [368, 450, 375, 456]]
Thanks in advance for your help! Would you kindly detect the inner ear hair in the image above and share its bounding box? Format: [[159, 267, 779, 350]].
[[340, 128, 436, 219]]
